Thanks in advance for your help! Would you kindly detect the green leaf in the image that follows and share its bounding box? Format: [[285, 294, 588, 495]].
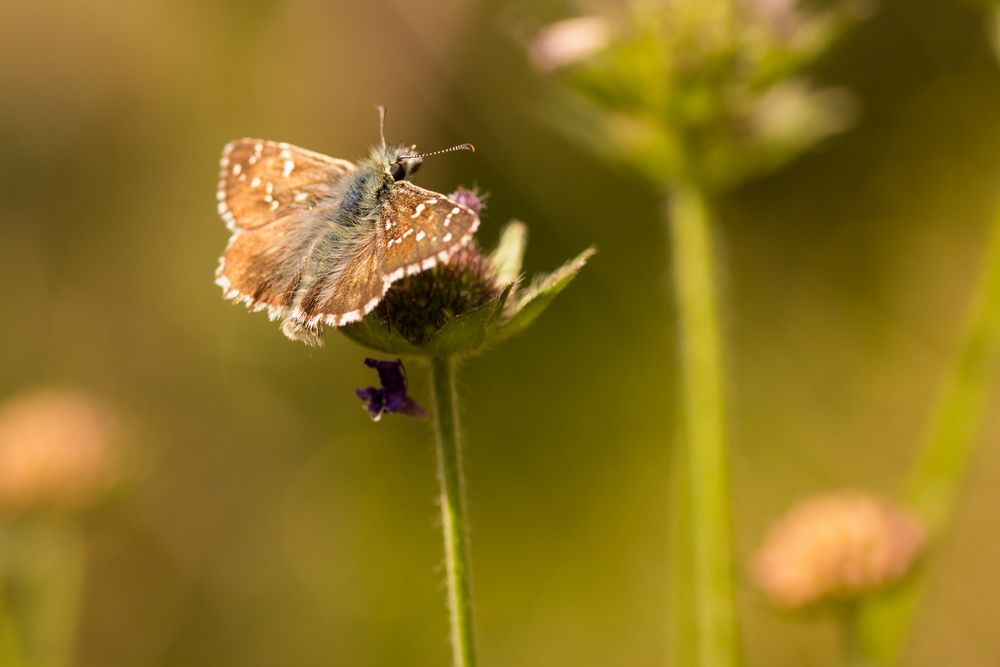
[[424, 285, 512, 356], [339, 316, 423, 356], [492, 246, 596, 343]]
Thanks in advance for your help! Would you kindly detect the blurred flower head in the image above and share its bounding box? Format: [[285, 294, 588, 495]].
[[528, 0, 866, 191], [530, 16, 613, 72], [0, 389, 118, 514], [341, 188, 594, 357], [753, 492, 926, 610]]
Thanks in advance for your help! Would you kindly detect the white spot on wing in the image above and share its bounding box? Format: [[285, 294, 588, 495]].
[[411, 203, 425, 219], [232, 164, 242, 176], [283, 159, 294, 177], [415, 231, 426, 241], [251, 176, 262, 188]]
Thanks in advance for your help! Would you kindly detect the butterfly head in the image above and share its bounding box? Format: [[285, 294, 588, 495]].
[[374, 107, 474, 182], [371, 142, 477, 183], [373, 144, 423, 182]]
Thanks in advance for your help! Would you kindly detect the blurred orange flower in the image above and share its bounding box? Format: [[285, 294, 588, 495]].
[[0, 389, 118, 513], [753, 492, 926, 609]]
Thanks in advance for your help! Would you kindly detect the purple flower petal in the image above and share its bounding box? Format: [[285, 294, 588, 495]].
[[356, 358, 426, 421], [449, 187, 484, 218]]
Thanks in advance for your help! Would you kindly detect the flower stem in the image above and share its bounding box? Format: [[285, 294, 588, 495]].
[[0, 588, 25, 667], [840, 603, 871, 667], [858, 192, 1000, 663], [429, 355, 477, 667], [668, 182, 741, 667]]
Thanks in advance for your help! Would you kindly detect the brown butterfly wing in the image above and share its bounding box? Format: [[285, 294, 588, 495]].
[[294, 181, 480, 328], [216, 139, 355, 230], [215, 213, 332, 318], [379, 181, 481, 282], [215, 140, 355, 316]]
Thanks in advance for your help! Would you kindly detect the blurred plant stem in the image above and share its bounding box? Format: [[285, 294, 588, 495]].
[[0, 520, 84, 667], [39, 524, 84, 667], [0, 590, 24, 667], [667, 427, 696, 667], [429, 356, 476, 667], [840, 603, 871, 667], [668, 179, 741, 667], [857, 193, 1000, 662]]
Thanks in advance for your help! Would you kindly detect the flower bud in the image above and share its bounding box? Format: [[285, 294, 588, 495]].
[[340, 189, 595, 357]]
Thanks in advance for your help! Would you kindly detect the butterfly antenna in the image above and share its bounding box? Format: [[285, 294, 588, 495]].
[[398, 143, 476, 161], [377, 105, 387, 150]]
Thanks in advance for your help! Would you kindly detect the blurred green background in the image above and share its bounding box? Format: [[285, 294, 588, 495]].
[[1, 0, 999, 665]]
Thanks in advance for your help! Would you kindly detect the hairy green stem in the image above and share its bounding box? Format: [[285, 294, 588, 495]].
[[668, 183, 741, 667], [429, 356, 477, 667], [858, 194, 1000, 663]]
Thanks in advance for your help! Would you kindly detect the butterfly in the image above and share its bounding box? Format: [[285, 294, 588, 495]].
[[214, 108, 479, 346]]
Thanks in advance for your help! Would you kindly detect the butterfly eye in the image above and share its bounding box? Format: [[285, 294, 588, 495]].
[[390, 162, 407, 181]]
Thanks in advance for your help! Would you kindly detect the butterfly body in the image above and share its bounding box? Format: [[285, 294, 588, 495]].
[[335, 145, 416, 221], [215, 138, 479, 346]]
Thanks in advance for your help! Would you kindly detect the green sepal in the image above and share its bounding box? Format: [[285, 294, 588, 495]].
[[423, 284, 513, 356], [340, 315, 423, 356], [489, 221, 528, 287], [492, 246, 596, 343]]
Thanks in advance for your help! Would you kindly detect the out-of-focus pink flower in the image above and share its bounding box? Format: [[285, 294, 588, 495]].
[[0, 389, 118, 513], [530, 16, 612, 72], [753, 492, 926, 609], [741, 0, 799, 35]]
